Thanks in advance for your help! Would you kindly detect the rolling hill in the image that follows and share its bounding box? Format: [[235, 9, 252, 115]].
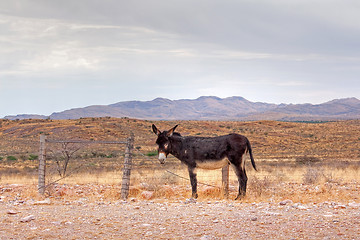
[[4, 96, 360, 121]]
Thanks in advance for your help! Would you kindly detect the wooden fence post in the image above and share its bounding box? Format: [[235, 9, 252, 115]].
[[38, 134, 46, 195], [121, 132, 134, 200], [222, 164, 229, 198]]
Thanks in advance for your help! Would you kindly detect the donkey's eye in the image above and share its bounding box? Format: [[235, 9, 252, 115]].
[[164, 143, 169, 149]]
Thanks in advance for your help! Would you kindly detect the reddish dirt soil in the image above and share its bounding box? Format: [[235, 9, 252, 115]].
[[1, 185, 360, 239]]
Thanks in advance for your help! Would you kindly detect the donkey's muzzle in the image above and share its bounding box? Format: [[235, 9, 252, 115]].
[[158, 152, 166, 164]]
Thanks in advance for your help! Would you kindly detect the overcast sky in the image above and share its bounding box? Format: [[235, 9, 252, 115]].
[[1, 0, 359, 117]]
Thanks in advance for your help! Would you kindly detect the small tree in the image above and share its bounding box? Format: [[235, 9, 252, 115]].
[[52, 142, 81, 177]]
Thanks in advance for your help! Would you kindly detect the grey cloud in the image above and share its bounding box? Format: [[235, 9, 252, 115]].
[[0, 0, 359, 116], [3, 0, 360, 56]]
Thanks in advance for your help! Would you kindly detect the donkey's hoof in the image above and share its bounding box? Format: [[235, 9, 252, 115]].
[[192, 193, 198, 199], [235, 195, 245, 200]]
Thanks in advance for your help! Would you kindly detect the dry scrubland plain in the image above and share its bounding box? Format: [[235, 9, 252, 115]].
[[1, 117, 359, 160], [1, 118, 360, 239]]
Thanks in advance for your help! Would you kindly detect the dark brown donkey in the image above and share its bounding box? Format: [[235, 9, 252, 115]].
[[152, 124, 257, 200]]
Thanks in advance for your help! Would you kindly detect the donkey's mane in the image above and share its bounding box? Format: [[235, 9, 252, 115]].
[[172, 132, 182, 137]]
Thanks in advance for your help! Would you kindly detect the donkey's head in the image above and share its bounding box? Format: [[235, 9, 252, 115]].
[[152, 124, 179, 164]]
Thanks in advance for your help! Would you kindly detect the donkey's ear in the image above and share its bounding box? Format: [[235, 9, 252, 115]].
[[152, 124, 161, 136], [167, 124, 179, 137]]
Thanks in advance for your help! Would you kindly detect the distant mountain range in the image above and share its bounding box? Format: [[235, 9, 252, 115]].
[[4, 96, 360, 121]]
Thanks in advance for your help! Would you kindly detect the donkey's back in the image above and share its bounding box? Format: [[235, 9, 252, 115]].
[[182, 134, 247, 156], [181, 133, 255, 169]]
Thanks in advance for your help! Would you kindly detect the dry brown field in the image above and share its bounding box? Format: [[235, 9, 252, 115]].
[[1, 118, 360, 239], [1, 117, 360, 160]]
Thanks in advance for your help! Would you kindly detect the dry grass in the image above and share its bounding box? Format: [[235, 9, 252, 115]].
[[1, 161, 359, 204], [1, 118, 360, 203]]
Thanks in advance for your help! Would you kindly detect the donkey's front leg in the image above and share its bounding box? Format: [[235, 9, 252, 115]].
[[188, 167, 198, 199]]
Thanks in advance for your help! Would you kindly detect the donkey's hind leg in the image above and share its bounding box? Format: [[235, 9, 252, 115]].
[[236, 168, 247, 200], [231, 158, 248, 200]]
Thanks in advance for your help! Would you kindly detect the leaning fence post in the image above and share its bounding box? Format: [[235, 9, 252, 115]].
[[121, 132, 134, 200], [222, 164, 229, 198], [38, 134, 46, 195]]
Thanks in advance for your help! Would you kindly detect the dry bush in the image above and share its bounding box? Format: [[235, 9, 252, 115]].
[[248, 176, 274, 198], [322, 171, 342, 184], [129, 186, 142, 197], [302, 165, 322, 184], [199, 186, 224, 199], [153, 185, 177, 199]]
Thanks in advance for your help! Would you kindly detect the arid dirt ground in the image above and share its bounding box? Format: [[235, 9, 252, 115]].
[[1, 183, 360, 239]]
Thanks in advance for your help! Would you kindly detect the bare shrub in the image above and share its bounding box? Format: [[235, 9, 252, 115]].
[[160, 171, 179, 185], [249, 176, 273, 197], [322, 171, 343, 185], [155, 185, 176, 199], [303, 166, 322, 184], [201, 186, 223, 199]]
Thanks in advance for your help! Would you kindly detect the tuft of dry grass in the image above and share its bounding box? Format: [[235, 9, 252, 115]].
[[248, 176, 273, 198], [302, 165, 322, 184]]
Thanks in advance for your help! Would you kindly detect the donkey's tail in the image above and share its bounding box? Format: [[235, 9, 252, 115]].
[[246, 138, 257, 171]]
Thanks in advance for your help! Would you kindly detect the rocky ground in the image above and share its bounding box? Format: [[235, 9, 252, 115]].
[[1, 185, 360, 239]]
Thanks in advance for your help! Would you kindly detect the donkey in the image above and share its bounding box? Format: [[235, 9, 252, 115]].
[[152, 124, 257, 200]]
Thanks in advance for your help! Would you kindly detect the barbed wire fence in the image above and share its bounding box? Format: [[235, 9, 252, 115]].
[[36, 132, 239, 199], [38, 133, 134, 200], [3, 133, 355, 200]]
